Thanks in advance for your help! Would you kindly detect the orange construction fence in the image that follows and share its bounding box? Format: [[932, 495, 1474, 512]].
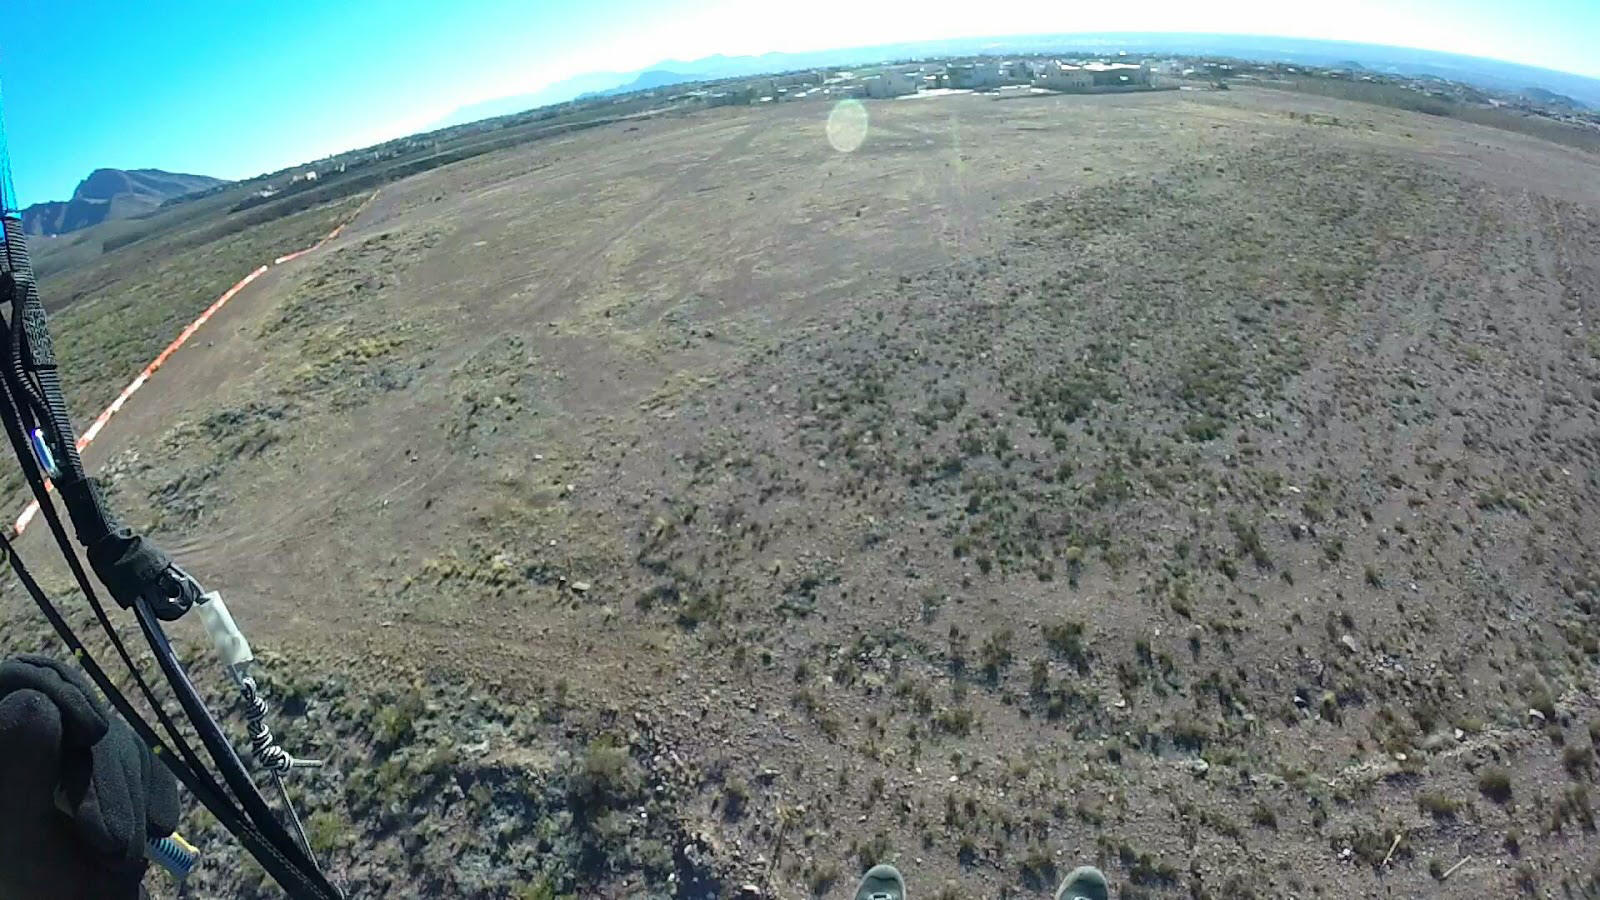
[[12, 189, 381, 535]]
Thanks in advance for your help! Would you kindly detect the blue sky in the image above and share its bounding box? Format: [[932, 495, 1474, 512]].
[[1, 0, 1596, 207]]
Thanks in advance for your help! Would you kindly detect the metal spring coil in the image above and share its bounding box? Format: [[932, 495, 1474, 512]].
[[239, 675, 293, 774]]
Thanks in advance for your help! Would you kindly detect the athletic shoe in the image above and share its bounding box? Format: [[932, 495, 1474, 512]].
[[1055, 866, 1109, 900], [854, 863, 906, 900]]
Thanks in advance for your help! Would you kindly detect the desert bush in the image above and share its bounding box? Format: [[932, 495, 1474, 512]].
[[1042, 621, 1090, 673], [1479, 766, 1513, 804]]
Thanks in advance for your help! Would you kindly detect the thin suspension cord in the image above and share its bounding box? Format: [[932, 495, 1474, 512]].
[[131, 595, 340, 897], [0, 362, 318, 891], [0, 77, 341, 898], [0, 293, 340, 900], [0, 536, 331, 898], [130, 599, 338, 899], [0, 323, 206, 768], [0, 319, 234, 812], [0, 334, 340, 900]]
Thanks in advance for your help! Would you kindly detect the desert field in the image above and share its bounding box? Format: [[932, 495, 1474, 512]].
[[6, 85, 1600, 898]]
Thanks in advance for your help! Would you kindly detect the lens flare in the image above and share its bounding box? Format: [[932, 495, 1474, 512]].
[[826, 99, 868, 153]]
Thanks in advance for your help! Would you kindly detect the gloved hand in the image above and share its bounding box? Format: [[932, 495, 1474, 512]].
[[0, 654, 179, 900]]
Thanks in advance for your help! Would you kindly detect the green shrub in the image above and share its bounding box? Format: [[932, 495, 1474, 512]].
[[1564, 742, 1594, 775], [304, 810, 345, 856], [372, 688, 425, 748], [566, 738, 642, 821], [1042, 621, 1090, 673], [1171, 712, 1210, 751], [1478, 766, 1512, 804], [1416, 790, 1460, 818], [1017, 845, 1057, 890], [1250, 802, 1279, 829], [980, 629, 1014, 682], [1550, 785, 1595, 833], [807, 862, 841, 896], [855, 832, 892, 872], [934, 707, 976, 736], [723, 777, 750, 820], [512, 876, 563, 900], [1028, 659, 1049, 696]]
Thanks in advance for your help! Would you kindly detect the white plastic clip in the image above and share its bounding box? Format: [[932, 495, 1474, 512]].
[[193, 591, 253, 670]]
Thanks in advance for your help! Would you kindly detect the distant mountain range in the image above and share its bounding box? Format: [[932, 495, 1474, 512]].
[[428, 32, 1600, 129], [22, 168, 224, 236], [430, 72, 633, 129], [577, 69, 701, 101], [1520, 86, 1589, 111]]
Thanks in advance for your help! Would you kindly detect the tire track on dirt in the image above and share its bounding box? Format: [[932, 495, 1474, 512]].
[[478, 118, 765, 304], [935, 110, 976, 255]]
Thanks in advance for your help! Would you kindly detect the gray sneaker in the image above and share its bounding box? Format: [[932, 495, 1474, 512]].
[[854, 863, 906, 900], [1055, 866, 1109, 900]]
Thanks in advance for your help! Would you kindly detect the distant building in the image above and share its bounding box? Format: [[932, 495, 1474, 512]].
[[1033, 61, 1150, 91], [1036, 63, 1093, 91], [707, 88, 754, 107], [1083, 62, 1150, 86], [947, 63, 1003, 90], [774, 71, 823, 88], [863, 71, 919, 99], [1004, 60, 1038, 83]]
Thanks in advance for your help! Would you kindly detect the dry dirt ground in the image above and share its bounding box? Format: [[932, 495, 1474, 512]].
[[6, 86, 1600, 898]]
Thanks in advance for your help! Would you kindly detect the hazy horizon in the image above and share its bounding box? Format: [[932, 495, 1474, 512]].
[[2, 0, 1596, 206]]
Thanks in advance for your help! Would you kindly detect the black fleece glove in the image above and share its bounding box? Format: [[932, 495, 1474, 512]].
[[0, 654, 179, 900]]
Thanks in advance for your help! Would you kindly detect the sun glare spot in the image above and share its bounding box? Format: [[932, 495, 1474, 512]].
[[826, 99, 868, 152]]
